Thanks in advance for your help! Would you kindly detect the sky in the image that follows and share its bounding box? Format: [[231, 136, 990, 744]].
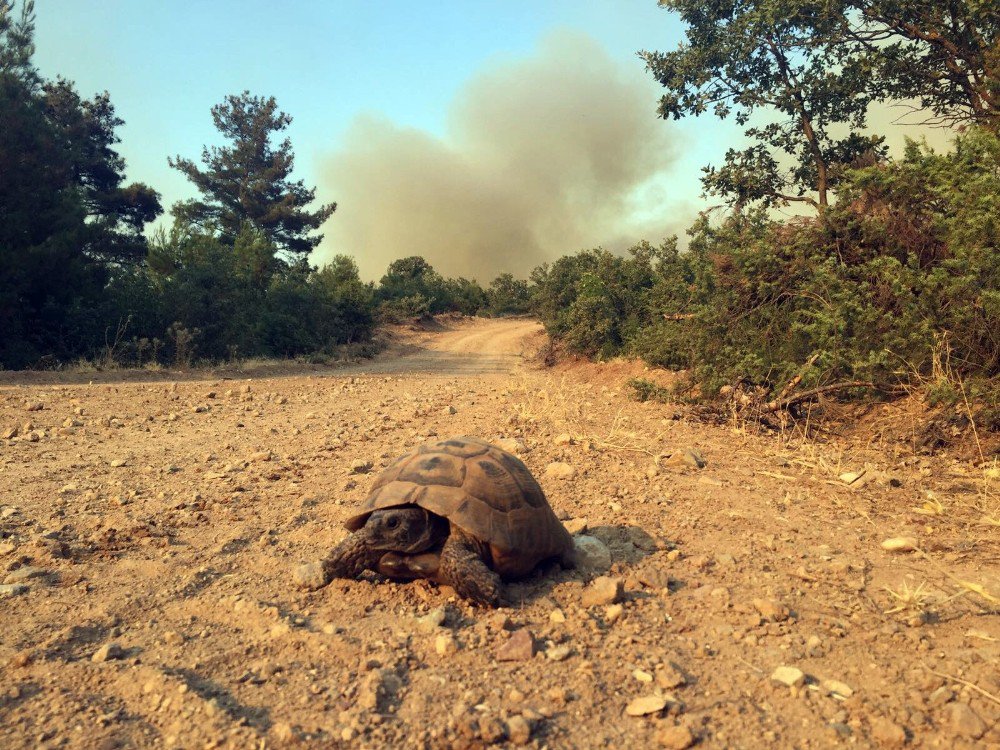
[[31, 1, 949, 281]]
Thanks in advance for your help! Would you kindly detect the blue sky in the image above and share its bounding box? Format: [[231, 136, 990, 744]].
[[30, 1, 943, 279], [32, 1, 725, 277]]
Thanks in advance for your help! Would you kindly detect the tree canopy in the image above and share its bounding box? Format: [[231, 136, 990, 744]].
[[169, 92, 336, 259]]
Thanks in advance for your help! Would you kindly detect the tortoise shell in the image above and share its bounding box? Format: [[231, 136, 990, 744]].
[[345, 436, 573, 578]]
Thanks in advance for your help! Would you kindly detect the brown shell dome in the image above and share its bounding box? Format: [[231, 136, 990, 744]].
[[345, 436, 572, 577]]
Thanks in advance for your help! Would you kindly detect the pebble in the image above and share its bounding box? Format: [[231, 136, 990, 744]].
[[633, 669, 653, 683], [443, 405, 457, 415], [495, 438, 525, 454], [571, 535, 612, 573], [656, 724, 695, 749], [870, 717, 907, 746], [2, 426, 18, 440], [92, 643, 124, 663], [581, 576, 623, 607], [656, 663, 687, 689], [549, 608, 566, 624], [506, 715, 532, 745], [564, 517, 589, 535], [292, 562, 327, 591], [822, 679, 854, 698], [605, 604, 624, 623], [0, 583, 28, 598], [435, 633, 458, 656], [545, 644, 572, 661], [413, 607, 447, 633], [753, 598, 791, 622], [553, 433, 574, 445], [881, 537, 917, 552], [3, 567, 47, 585], [947, 702, 986, 739], [625, 695, 666, 717], [545, 462, 576, 480], [496, 629, 535, 661], [357, 668, 400, 712], [666, 449, 706, 469], [350, 460, 373, 474], [770, 666, 805, 687]]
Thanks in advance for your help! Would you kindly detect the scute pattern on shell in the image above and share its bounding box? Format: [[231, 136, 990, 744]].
[[345, 436, 572, 578]]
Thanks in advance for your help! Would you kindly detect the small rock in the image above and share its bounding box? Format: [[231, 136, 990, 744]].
[[554, 433, 574, 445], [0, 583, 28, 598], [666, 449, 706, 469], [416, 607, 447, 633], [249, 451, 272, 462], [839, 470, 866, 484], [506, 715, 532, 745], [947, 702, 986, 739], [881, 537, 918, 552], [496, 629, 535, 662], [495, 438, 525, 454], [435, 633, 458, 656], [656, 724, 695, 749], [3, 567, 47, 585], [350, 460, 373, 474], [549, 608, 566, 624], [581, 576, 623, 607], [25, 402, 43, 412], [2, 426, 18, 440], [443, 405, 457, 415], [545, 462, 576, 480], [753, 598, 790, 622], [870, 717, 907, 747], [564, 517, 589, 535], [109, 458, 127, 468], [92, 643, 124, 663], [656, 663, 687, 689], [770, 666, 805, 687], [546, 644, 572, 661], [357, 668, 400, 712], [605, 604, 624, 624], [487, 612, 513, 632], [625, 695, 666, 717], [571, 535, 612, 573], [822, 679, 854, 698], [637, 568, 671, 591], [293, 562, 327, 591], [162, 631, 184, 646], [633, 669, 653, 683]]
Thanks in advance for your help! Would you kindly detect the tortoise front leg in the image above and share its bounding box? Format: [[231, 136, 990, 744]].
[[438, 529, 502, 607], [294, 530, 382, 590]]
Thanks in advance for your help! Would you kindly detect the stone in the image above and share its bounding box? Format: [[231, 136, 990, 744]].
[[545, 462, 576, 480], [357, 668, 400, 712], [443, 405, 457, 415], [549, 608, 566, 624], [625, 695, 666, 717], [350, 460, 373, 474], [92, 643, 124, 663], [881, 537, 918, 552], [545, 644, 572, 661], [581, 576, 623, 607], [496, 629, 535, 662], [870, 717, 907, 747], [416, 607, 447, 633], [554, 433, 574, 445], [249, 451, 272, 462], [506, 715, 532, 745], [0, 583, 28, 598], [753, 598, 791, 622], [571, 535, 612, 573], [564, 517, 589, 535], [495, 438, 525, 454], [666, 449, 706, 469], [633, 670, 653, 683], [822, 679, 854, 699], [770, 666, 805, 687], [947, 703, 986, 739], [2, 426, 18, 440], [3, 567, 47, 585], [656, 663, 687, 689], [435, 633, 458, 656], [637, 569, 671, 591], [656, 724, 695, 749], [605, 604, 624, 624], [293, 562, 327, 591], [25, 402, 43, 412]]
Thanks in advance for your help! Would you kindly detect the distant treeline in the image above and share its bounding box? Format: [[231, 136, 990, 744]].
[[0, 1, 530, 370]]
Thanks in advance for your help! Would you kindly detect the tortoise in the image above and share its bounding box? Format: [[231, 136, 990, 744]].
[[296, 436, 574, 606]]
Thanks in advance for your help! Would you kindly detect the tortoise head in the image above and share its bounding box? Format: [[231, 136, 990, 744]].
[[362, 506, 448, 554]]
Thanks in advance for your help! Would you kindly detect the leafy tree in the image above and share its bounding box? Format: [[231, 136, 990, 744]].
[[642, 1, 885, 209], [845, 1, 999, 129], [169, 92, 335, 259], [485, 273, 531, 316]]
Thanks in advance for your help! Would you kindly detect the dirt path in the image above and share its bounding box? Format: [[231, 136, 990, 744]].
[[1, 317, 997, 749]]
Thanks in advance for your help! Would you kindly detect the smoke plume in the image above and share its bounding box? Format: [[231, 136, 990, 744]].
[[317, 31, 685, 281]]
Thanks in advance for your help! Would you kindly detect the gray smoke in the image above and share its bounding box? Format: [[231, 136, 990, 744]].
[[317, 31, 685, 281]]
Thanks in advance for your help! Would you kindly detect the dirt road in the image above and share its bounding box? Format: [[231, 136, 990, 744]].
[[1, 317, 997, 749]]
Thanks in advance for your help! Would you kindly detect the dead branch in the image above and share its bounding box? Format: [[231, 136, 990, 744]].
[[763, 381, 874, 412], [662, 313, 696, 321]]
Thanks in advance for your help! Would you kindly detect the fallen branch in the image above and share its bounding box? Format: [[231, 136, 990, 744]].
[[763, 381, 874, 412], [770, 353, 820, 406], [662, 312, 696, 321]]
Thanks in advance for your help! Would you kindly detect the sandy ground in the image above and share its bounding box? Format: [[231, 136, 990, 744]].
[[1, 316, 998, 749]]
